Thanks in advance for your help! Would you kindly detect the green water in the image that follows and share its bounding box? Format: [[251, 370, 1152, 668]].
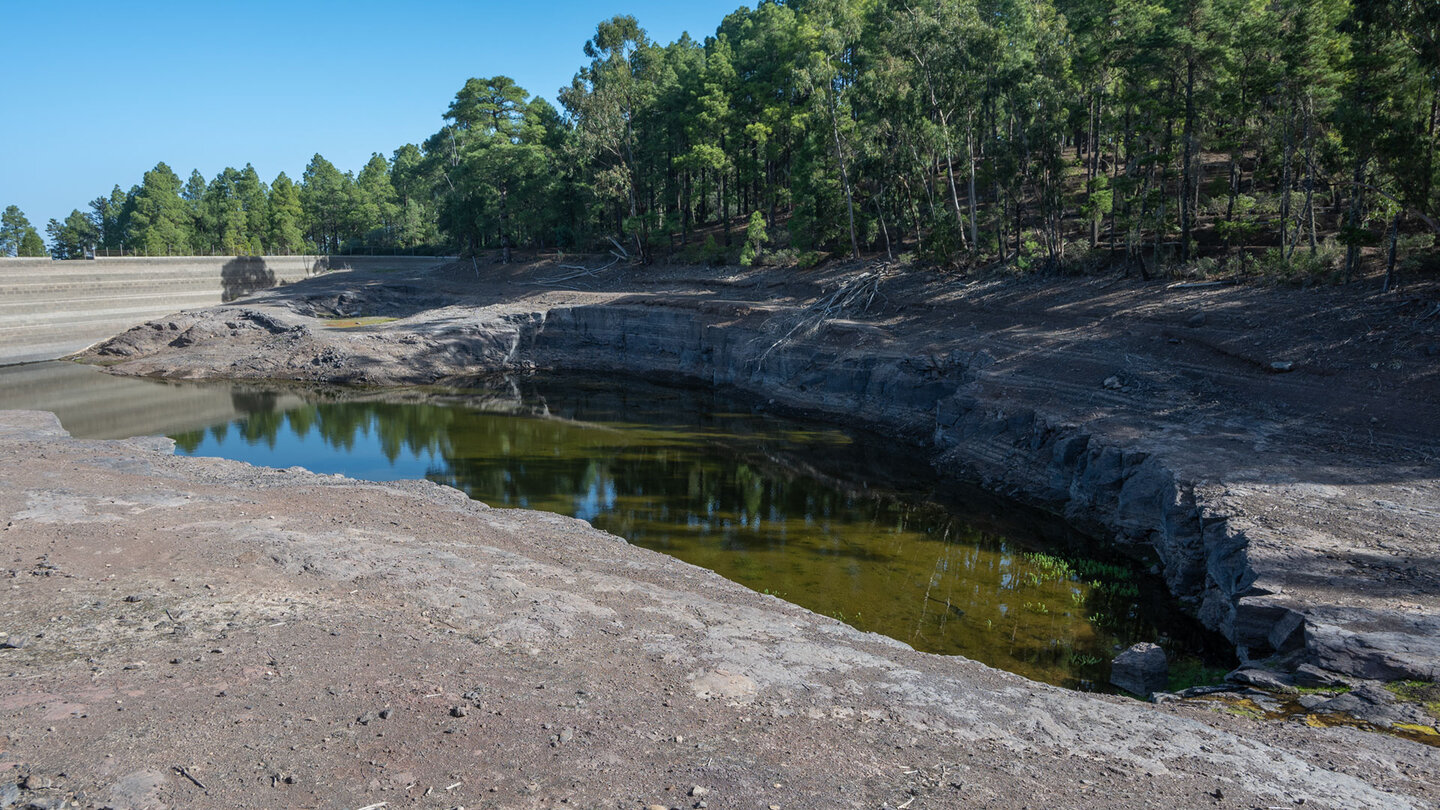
[[0, 363, 1226, 689]]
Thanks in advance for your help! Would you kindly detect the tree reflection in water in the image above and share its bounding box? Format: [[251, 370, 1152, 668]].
[[171, 375, 1226, 690]]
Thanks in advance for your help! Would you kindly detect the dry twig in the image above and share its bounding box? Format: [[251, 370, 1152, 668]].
[[174, 766, 207, 790]]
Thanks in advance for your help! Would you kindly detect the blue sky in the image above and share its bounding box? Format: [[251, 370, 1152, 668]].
[[0, 1, 748, 240]]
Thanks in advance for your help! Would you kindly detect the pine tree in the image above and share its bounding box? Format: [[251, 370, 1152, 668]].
[[127, 163, 192, 256], [268, 172, 306, 254]]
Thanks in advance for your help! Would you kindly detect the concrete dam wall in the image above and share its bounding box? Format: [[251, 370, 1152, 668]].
[[0, 255, 450, 366]]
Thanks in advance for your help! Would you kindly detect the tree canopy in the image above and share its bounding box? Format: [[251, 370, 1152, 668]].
[[30, 0, 1439, 280]]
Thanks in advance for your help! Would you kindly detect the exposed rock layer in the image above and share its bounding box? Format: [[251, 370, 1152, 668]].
[[82, 261, 1440, 683]]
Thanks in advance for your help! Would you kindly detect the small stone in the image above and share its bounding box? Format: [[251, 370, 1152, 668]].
[[450, 705, 468, 718], [379, 708, 393, 720], [689, 786, 709, 798], [1103, 376, 1123, 390], [0, 782, 17, 806], [0, 635, 28, 650], [647, 805, 668, 810], [1268, 361, 1294, 373], [558, 727, 574, 744], [357, 711, 380, 725], [123, 594, 144, 603], [19, 774, 50, 791]]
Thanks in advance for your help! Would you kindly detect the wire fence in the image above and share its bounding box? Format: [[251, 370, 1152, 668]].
[[87, 246, 455, 259]]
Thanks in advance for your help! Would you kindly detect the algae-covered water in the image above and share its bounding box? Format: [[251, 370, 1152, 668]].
[[0, 362, 1227, 689]]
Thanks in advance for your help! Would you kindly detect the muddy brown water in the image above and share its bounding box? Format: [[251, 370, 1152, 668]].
[[0, 361, 1230, 690]]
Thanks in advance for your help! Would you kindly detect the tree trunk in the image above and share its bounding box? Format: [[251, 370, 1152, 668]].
[[1279, 111, 1294, 254], [966, 124, 979, 252], [1383, 211, 1400, 292], [828, 86, 860, 259], [499, 184, 511, 264], [1343, 155, 1369, 282]]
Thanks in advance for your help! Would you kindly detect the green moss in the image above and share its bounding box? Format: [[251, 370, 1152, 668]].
[[1294, 684, 1351, 696], [1386, 681, 1440, 721], [1222, 698, 1268, 720]]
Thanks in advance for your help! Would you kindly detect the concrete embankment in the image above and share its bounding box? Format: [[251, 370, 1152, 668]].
[[0, 255, 450, 365]]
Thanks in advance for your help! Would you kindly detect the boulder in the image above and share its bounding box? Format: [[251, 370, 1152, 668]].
[[1110, 642, 1169, 697]]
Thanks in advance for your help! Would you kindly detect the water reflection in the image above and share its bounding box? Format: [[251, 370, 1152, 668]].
[[0, 363, 1225, 688]]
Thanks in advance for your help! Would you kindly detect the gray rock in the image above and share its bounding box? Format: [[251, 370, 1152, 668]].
[[1226, 666, 1297, 694], [1309, 683, 1434, 729], [1293, 663, 1349, 689], [1185, 312, 1206, 327], [0, 783, 18, 809], [1110, 642, 1168, 696], [1268, 361, 1294, 373], [1102, 376, 1123, 390], [103, 769, 167, 810], [450, 705, 468, 718], [1175, 684, 1237, 698], [1306, 617, 1440, 681], [0, 635, 28, 650], [357, 710, 380, 725]]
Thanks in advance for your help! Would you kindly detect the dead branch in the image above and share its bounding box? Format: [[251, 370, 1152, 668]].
[[754, 263, 895, 368], [531, 256, 620, 286]]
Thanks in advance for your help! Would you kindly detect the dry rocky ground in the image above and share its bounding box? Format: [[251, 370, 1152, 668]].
[[0, 256, 1436, 808]]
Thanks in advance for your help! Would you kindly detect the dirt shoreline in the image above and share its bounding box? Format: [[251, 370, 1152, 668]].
[[79, 259, 1440, 685], [2, 409, 1438, 809]]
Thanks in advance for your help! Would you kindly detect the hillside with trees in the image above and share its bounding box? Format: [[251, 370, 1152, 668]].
[[13, 0, 1438, 286]]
